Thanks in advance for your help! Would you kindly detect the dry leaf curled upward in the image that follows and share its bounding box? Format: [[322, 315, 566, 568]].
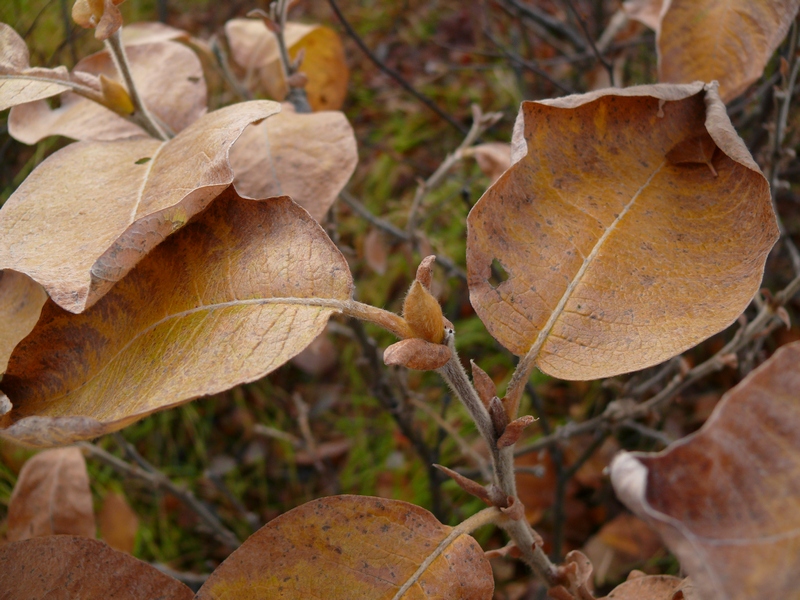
[[72, 0, 125, 40], [0, 100, 279, 314], [7, 447, 95, 541], [467, 82, 777, 381], [0, 190, 354, 446], [466, 142, 512, 184], [195, 495, 493, 599], [0, 271, 47, 373], [0, 536, 193, 599], [230, 103, 358, 222], [610, 341, 800, 600], [384, 338, 452, 370]]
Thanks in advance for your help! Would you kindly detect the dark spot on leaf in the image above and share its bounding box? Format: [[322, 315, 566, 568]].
[[135, 157, 151, 165], [187, 76, 200, 83]]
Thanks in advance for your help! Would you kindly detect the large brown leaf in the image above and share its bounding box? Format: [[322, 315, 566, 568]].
[[195, 495, 493, 599], [0, 100, 279, 314], [0, 535, 193, 599], [0, 190, 354, 447], [0, 270, 47, 373], [225, 19, 349, 111], [466, 82, 777, 381], [0, 23, 73, 111], [654, 0, 800, 102], [230, 103, 357, 221], [7, 447, 95, 541], [610, 341, 800, 600], [9, 39, 207, 143]]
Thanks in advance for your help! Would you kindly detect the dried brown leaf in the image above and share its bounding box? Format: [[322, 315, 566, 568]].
[[0, 535, 193, 599], [195, 495, 493, 599], [364, 228, 389, 275], [99, 491, 139, 554], [0, 271, 47, 373], [225, 19, 349, 111], [7, 447, 95, 541], [622, 0, 663, 30], [230, 103, 357, 221], [290, 327, 337, 376], [121, 21, 189, 45], [611, 341, 800, 600], [384, 338, 452, 371], [657, 0, 800, 102], [0, 100, 279, 314], [9, 40, 207, 143], [0, 190, 353, 446], [467, 142, 512, 184], [600, 574, 683, 599], [470, 360, 497, 408], [467, 83, 777, 380]]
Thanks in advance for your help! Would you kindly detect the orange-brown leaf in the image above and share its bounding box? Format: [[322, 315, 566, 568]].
[[0, 271, 47, 373], [0, 190, 353, 447], [611, 341, 800, 600], [99, 491, 139, 554], [225, 19, 349, 111], [384, 338, 452, 371], [195, 495, 493, 599], [467, 82, 777, 380], [7, 447, 95, 541], [657, 0, 800, 102], [0, 100, 279, 314], [230, 103, 357, 222], [0, 535, 193, 599], [9, 40, 207, 143]]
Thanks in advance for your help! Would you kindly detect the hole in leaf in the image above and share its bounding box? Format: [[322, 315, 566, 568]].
[[134, 157, 151, 165], [489, 258, 509, 288]]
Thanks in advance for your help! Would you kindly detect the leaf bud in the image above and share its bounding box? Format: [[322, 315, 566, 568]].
[[402, 280, 444, 344], [99, 75, 134, 116]]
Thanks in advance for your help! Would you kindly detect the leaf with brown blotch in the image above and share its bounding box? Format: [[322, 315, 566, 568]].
[[194, 495, 493, 599], [0, 271, 47, 373], [0, 536, 193, 599], [657, 0, 800, 102], [7, 447, 95, 541], [599, 574, 684, 600], [225, 19, 349, 111], [0, 190, 354, 447], [230, 104, 357, 222], [99, 491, 139, 554], [0, 23, 74, 111], [0, 100, 279, 314], [467, 82, 777, 381], [9, 40, 207, 144], [610, 341, 800, 600]]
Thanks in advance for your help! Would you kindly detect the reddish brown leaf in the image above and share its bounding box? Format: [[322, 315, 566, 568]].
[[0, 190, 354, 446], [225, 19, 349, 111], [0, 271, 47, 373], [470, 361, 497, 408], [230, 103, 357, 221], [7, 447, 95, 541], [0, 100, 279, 314], [9, 40, 207, 143], [98, 491, 139, 554], [657, 0, 800, 102], [195, 495, 494, 599], [364, 228, 389, 275], [467, 83, 776, 381], [384, 338, 452, 371], [0, 535, 193, 599], [611, 341, 800, 600]]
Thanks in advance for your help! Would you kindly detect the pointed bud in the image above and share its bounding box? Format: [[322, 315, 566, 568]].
[[99, 74, 134, 115], [497, 415, 536, 448], [402, 280, 444, 343], [470, 361, 496, 409], [384, 338, 451, 371], [415, 255, 436, 290], [489, 396, 509, 438], [433, 464, 491, 505]]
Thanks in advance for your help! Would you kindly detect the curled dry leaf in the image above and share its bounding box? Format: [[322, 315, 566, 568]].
[[99, 491, 139, 554], [0, 271, 47, 373], [225, 19, 349, 111], [610, 341, 800, 600], [9, 40, 207, 143], [230, 103, 357, 221], [7, 447, 95, 541], [600, 574, 683, 599], [0, 535, 193, 599], [657, 0, 800, 102], [467, 82, 777, 381], [195, 495, 493, 599], [72, 0, 125, 41], [0, 23, 73, 111], [0, 190, 354, 447], [384, 338, 452, 371], [466, 142, 512, 184], [0, 100, 279, 314]]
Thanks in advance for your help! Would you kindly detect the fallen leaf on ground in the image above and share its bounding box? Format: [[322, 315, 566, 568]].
[[9, 40, 206, 143], [467, 82, 776, 381], [0, 535, 192, 599], [7, 447, 95, 541], [611, 341, 800, 600], [0, 271, 47, 373], [195, 495, 493, 599], [0, 100, 279, 314], [230, 103, 357, 221], [0, 190, 354, 446], [583, 513, 664, 585], [99, 491, 139, 554]]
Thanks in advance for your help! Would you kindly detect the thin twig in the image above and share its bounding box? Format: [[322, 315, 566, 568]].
[[561, 0, 615, 86], [501, 0, 587, 52], [324, 0, 468, 135], [78, 441, 241, 548]]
